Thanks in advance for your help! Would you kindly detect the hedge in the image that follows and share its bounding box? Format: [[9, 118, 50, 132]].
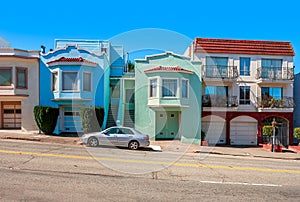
[[34, 106, 59, 134], [80, 106, 104, 133]]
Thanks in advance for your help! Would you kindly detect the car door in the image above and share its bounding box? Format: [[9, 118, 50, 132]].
[[116, 128, 134, 146], [99, 127, 118, 146]]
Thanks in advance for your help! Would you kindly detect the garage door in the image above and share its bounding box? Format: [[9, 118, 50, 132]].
[[202, 115, 226, 145], [63, 107, 83, 133], [230, 116, 257, 145], [2, 102, 21, 129]]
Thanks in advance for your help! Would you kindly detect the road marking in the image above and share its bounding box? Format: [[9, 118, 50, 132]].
[[1, 149, 300, 175], [199, 180, 282, 187]]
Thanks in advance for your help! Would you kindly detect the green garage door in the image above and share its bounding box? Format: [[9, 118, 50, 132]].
[[155, 111, 179, 139]]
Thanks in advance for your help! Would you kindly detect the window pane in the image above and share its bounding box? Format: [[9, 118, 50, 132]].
[[52, 72, 58, 91], [17, 69, 27, 88], [261, 87, 282, 100], [149, 79, 157, 97], [83, 73, 91, 91], [239, 86, 250, 105], [162, 79, 177, 97], [261, 59, 283, 79], [182, 80, 188, 98], [205, 86, 227, 96], [0, 69, 12, 86], [240, 58, 250, 76], [63, 72, 78, 90]]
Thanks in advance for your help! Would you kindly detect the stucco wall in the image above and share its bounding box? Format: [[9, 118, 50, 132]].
[[0, 56, 39, 131], [134, 53, 202, 144]]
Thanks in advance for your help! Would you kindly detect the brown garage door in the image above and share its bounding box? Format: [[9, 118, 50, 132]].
[[2, 102, 21, 129]]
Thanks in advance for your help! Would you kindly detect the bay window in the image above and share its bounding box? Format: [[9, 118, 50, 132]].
[[0, 68, 12, 86], [63, 72, 78, 91]]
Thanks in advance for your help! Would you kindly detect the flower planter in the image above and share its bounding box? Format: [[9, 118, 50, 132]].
[[263, 143, 282, 152], [201, 140, 208, 146]]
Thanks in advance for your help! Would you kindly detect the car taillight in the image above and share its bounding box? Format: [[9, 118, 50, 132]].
[[144, 135, 149, 140]]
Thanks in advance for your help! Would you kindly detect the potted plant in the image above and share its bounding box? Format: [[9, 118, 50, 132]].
[[277, 99, 285, 108], [294, 127, 300, 145], [262, 125, 273, 143], [269, 98, 276, 108], [261, 99, 268, 108], [201, 130, 208, 146], [262, 125, 282, 152]]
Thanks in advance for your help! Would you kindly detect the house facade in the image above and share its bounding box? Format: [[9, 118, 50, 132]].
[[134, 52, 202, 144], [186, 38, 295, 146], [39, 39, 125, 134], [294, 73, 300, 143], [0, 45, 40, 131]]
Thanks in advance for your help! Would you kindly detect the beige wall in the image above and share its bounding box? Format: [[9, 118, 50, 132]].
[[0, 55, 39, 131]]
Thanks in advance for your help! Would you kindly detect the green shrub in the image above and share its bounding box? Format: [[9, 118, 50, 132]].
[[80, 106, 104, 133], [34, 106, 59, 134], [262, 125, 273, 136], [294, 127, 300, 139]]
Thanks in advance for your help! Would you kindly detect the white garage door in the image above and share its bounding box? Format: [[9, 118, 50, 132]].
[[230, 116, 257, 145], [202, 115, 226, 145], [2, 102, 21, 129]]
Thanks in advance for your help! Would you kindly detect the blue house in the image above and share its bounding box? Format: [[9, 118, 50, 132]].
[[40, 40, 124, 134]]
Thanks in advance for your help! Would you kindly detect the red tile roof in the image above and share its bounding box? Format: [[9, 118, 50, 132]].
[[194, 38, 295, 56], [47, 57, 97, 65], [144, 66, 194, 74]]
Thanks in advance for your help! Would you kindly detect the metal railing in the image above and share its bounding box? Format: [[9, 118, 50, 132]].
[[256, 66, 294, 80], [256, 96, 294, 108], [202, 95, 238, 107], [202, 65, 238, 79]]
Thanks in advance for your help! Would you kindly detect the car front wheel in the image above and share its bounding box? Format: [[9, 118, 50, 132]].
[[128, 141, 139, 150], [87, 137, 99, 147]]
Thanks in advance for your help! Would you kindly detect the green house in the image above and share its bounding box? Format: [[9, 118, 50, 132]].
[[134, 52, 202, 144]]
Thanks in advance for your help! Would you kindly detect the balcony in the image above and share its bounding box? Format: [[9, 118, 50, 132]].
[[202, 95, 238, 108], [202, 65, 238, 80], [256, 96, 294, 112], [256, 66, 294, 82]]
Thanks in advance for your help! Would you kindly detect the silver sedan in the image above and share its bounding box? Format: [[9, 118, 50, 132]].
[[81, 126, 150, 150]]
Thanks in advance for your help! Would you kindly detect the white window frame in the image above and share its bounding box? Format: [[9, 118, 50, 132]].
[[62, 71, 79, 92], [148, 77, 158, 98], [82, 71, 92, 92], [162, 78, 179, 98], [51, 71, 59, 92], [181, 79, 189, 99]]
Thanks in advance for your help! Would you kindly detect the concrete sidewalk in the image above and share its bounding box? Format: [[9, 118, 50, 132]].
[[1, 130, 300, 160]]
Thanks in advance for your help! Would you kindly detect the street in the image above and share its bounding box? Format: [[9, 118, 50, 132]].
[[1, 140, 300, 201]]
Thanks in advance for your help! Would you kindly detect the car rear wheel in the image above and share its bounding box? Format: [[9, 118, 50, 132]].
[[87, 137, 99, 147], [128, 141, 139, 150]]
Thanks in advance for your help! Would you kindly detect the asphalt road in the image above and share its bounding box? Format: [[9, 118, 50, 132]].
[[1, 140, 300, 201]]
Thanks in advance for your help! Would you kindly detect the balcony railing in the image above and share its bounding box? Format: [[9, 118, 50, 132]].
[[256, 96, 294, 108], [202, 65, 238, 79], [202, 95, 238, 107], [256, 66, 294, 80]]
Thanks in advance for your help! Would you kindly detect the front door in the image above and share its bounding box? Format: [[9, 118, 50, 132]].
[[155, 111, 179, 139]]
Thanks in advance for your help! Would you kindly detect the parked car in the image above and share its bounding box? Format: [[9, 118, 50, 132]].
[[81, 126, 150, 150]]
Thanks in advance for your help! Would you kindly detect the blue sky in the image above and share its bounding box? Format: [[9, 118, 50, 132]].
[[0, 0, 299, 73]]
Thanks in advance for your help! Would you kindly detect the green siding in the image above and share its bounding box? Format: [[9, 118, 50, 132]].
[[135, 53, 202, 144]]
